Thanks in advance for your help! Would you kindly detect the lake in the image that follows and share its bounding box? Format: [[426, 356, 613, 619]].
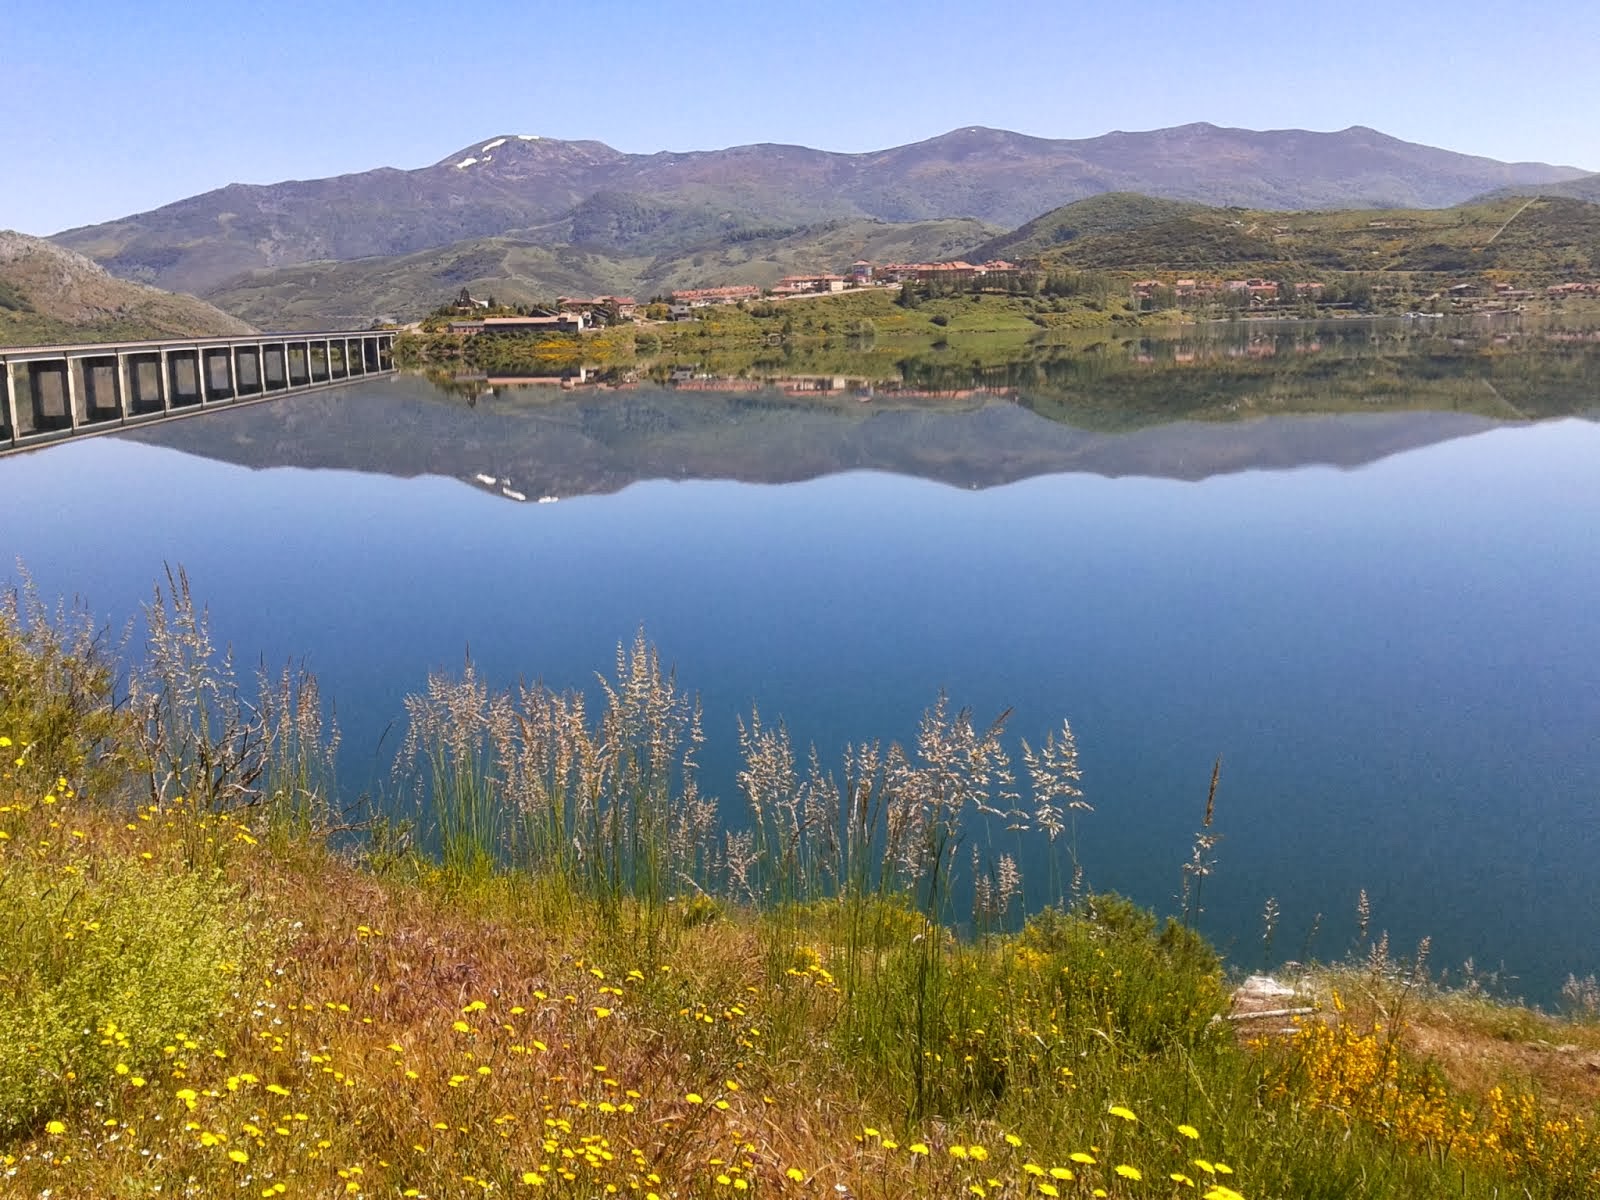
[[4, 320, 1598, 1002]]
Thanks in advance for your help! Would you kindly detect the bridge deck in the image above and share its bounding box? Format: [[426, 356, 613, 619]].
[[1, 330, 398, 455]]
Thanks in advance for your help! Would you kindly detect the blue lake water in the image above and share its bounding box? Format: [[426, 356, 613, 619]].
[[4, 333, 1598, 1002]]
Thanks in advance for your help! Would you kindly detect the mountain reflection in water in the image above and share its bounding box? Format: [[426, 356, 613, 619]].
[[120, 321, 1599, 499]]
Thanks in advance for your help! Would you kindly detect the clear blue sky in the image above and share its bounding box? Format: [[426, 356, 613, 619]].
[[8, 0, 1598, 237]]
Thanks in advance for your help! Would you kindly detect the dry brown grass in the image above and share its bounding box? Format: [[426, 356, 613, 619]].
[[1402, 1007, 1600, 1109]]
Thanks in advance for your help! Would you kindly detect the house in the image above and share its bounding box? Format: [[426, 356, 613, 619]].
[[850, 260, 874, 284], [671, 286, 761, 306], [479, 312, 588, 335], [557, 296, 639, 320], [1221, 279, 1279, 302], [875, 260, 993, 285], [448, 320, 486, 334], [914, 260, 979, 282], [772, 274, 848, 295]]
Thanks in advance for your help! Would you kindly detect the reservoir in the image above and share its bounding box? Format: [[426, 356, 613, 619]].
[[4, 322, 1598, 1002]]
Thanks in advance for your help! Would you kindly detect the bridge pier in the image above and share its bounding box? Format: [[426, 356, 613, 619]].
[[116, 353, 131, 421], [2, 364, 18, 442], [66, 359, 82, 430]]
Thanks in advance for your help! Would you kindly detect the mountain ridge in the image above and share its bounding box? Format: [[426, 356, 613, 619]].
[[53, 123, 1589, 298], [1474, 172, 1600, 205]]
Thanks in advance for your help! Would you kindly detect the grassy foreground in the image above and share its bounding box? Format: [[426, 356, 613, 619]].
[[5, 583, 1600, 1200]]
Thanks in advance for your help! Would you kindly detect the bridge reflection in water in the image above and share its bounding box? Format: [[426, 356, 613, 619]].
[[0, 330, 396, 454]]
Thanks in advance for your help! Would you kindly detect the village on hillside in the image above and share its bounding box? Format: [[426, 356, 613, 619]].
[[434, 253, 1600, 334], [440, 259, 1028, 333]]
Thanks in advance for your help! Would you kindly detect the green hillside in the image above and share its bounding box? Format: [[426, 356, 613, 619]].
[[968, 193, 1209, 261], [201, 190, 1600, 332], [205, 239, 650, 331], [1029, 195, 1600, 279], [532, 190, 838, 256], [639, 217, 998, 290], [205, 218, 999, 329]]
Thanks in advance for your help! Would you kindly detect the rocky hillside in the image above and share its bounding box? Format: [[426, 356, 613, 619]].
[[0, 231, 254, 346], [53, 124, 1588, 296]]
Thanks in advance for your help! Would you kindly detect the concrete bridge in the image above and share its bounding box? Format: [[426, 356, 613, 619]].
[[1, 330, 398, 455]]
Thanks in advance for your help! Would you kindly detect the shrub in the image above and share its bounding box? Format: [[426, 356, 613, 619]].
[[0, 855, 248, 1135], [1020, 895, 1228, 1053]]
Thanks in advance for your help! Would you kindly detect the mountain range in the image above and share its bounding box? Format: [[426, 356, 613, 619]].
[[53, 123, 1589, 302]]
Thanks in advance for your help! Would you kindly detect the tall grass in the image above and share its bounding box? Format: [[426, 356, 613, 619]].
[[390, 640, 1177, 1119], [131, 566, 339, 834], [394, 633, 713, 959]]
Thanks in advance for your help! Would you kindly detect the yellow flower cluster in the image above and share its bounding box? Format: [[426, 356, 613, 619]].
[[1287, 1016, 1600, 1192], [855, 1108, 1243, 1199]]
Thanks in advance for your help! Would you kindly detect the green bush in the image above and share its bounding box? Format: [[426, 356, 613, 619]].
[[1020, 894, 1228, 1053], [0, 856, 249, 1135]]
